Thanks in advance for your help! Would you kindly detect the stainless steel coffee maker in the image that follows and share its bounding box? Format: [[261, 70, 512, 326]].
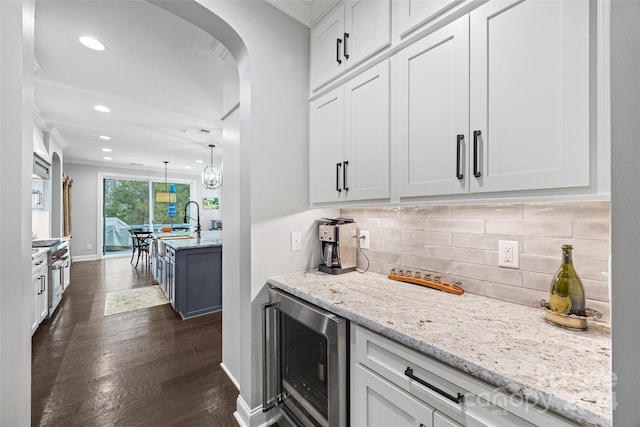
[[318, 218, 357, 275]]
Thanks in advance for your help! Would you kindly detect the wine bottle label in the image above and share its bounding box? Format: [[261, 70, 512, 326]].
[[550, 293, 572, 314]]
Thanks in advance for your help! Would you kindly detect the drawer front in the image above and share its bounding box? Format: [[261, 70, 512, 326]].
[[355, 325, 467, 422], [354, 325, 544, 427]]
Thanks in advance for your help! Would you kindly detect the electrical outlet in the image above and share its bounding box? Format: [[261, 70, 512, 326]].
[[291, 232, 301, 251], [359, 230, 370, 250], [86, 243, 92, 250], [498, 240, 519, 268]]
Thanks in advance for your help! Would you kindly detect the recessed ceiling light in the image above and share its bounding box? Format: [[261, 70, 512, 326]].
[[185, 166, 192, 169], [102, 148, 112, 152], [93, 105, 110, 113], [195, 160, 203, 164], [103, 157, 112, 160], [79, 36, 105, 51], [99, 135, 111, 140]]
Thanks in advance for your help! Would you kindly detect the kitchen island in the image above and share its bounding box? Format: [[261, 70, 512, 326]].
[[151, 231, 222, 319], [268, 270, 611, 427]]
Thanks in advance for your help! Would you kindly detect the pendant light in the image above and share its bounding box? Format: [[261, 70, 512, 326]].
[[202, 144, 222, 189], [156, 161, 177, 203]]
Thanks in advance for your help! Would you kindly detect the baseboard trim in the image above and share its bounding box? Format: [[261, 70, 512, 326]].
[[220, 362, 240, 390], [72, 255, 98, 262], [235, 395, 279, 427]]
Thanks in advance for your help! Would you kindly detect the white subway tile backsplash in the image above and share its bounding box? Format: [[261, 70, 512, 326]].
[[574, 221, 610, 240], [402, 230, 452, 246], [381, 218, 425, 230], [342, 201, 611, 323], [352, 218, 383, 229], [425, 218, 484, 233], [452, 203, 523, 219], [381, 241, 425, 256], [402, 206, 451, 218], [365, 207, 402, 218], [485, 219, 572, 238], [453, 233, 524, 251], [524, 238, 610, 261], [524, 201, 609, 220], [370, 229, 403, 242], [424, 245, 486, 265]]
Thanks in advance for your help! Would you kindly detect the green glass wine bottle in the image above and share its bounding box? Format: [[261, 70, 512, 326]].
[[549, 244, 586, 316]]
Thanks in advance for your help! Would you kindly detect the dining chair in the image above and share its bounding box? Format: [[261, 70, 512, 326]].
[[130, 230, 153, 268]]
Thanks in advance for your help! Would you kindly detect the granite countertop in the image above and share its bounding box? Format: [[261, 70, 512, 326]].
[[31, 248, 49, 260], [268, 270, 611, 427], [154, 230, 222, 250]]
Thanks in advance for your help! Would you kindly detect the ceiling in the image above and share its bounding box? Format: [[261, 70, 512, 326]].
[[34, 0, 228, 176], [33, 0, 330, 176]]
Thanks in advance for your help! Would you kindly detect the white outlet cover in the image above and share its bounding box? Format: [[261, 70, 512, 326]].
[[291, 232, 301, 251], [498, 240, 519, 268], [359, 230, 370, 250]]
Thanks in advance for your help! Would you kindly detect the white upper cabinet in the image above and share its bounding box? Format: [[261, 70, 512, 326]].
[[392, 16, 470, 197], [394, 0, 466, 41], [469, 0, 590, 193], [310, 61, 390, 203], [310, 0, 391, 92], [392, 0, 591, 199]]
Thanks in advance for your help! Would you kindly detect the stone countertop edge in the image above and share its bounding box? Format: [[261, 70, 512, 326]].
[[266, 273, 611, 427], [162, 239, 222, 250]]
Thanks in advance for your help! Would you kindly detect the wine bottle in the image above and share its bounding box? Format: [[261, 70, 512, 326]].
[[549, 244, 586, 316]]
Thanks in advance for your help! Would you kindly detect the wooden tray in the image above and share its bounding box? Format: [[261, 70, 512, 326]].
[[388, 271, 464, 295]]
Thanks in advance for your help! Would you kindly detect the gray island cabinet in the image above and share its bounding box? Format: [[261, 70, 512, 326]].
[[151, 233, 222, 319]]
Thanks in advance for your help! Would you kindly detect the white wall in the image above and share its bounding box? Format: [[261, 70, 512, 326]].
[[153, 2, 338, 425], [611, 1, 640, 424], [63, 162, 221, 260], [0, 1, 35, 424]]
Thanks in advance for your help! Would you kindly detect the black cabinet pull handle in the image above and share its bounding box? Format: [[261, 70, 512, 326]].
[[336, 38, 342, 65], [343, 161, 349, 191], [456, 134, 464, 180], [473, 130, 482, 178], [404, 367, 464, 405], [343, 33, 350, 59], [336, 163, 342, 193]]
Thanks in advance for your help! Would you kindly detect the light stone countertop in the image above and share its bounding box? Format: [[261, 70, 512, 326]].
[[267, 270, 611, 427]]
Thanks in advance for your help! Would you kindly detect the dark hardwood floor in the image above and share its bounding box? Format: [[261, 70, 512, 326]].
[[32, 257, 238, 426]]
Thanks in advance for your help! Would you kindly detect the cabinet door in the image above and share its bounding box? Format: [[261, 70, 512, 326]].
[[38, 270, 49, 322], [353, 364, 434, 427], [344, 61, 390, 201], [392, 17, 469, 197], [310, 4, 345, 91], [395, 0, 464, 40], [32, 273, 41, 335], [344, 0, 390, 67], [310, 86, 345, 203], [434, 412, 462, 427], [469, 0, 590, 193]]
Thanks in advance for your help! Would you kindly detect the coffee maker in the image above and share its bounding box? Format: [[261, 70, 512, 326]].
[[318, 218, 357, 275]]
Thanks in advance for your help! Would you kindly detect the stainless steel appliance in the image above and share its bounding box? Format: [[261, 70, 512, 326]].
[[318, 218, 357, 275], [262, 288, 348, 427], [32, 239, 69, 317]]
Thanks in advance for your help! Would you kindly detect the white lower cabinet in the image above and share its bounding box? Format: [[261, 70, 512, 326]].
[[351, 324, 579, 427], [31, 254, 48, 335], [353, 363, 435, 427]]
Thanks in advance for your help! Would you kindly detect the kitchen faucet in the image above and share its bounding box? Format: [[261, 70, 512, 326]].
[[183, 200, 201, 240]]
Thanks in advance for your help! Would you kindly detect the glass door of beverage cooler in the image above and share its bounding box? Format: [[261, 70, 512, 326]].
[[262, 288, 347, 427]]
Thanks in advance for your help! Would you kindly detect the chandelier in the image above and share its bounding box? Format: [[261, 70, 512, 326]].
[[202, 144, 222, 189], [155, 161, 177, 203]]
